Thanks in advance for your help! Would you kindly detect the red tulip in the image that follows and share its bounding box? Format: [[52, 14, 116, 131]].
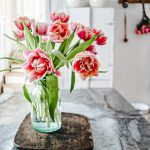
[[93, 28, 101, 35], [48, 19, 70, 43], [86, 45, 97, 55], [23, 48, 54, 82], [71, 22, 83, 31], [95, 35, 107, 45], [35, 23, 48, 36], [30, 19, 36, 33], [14, 30, 24, 41], [72, 51, 99, 80], [77, 26, 94, 41], [14, 16, 31, 30], [50, 12, 70, 23], [42, 36, 51, 42], [54, 70, 61, 77]]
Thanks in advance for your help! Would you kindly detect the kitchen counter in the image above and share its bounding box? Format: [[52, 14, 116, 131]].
[[0, 88, 150, 150]]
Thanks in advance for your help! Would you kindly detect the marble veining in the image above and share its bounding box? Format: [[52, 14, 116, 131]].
[[0, 88, 150, 150]]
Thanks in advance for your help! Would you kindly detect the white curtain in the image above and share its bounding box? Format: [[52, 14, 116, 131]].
[[0, 0, 49, 70], [16, 0, 49, 22], [0, 0, 13, 71]]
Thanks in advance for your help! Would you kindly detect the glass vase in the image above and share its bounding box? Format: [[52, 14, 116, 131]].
[[31, 74, 61, 133]]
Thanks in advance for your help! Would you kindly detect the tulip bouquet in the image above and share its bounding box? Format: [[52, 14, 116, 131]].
[[1, 12, 107, 132]]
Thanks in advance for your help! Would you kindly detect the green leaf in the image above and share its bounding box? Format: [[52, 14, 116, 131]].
[[46, 40, 53, 52], [34, 36, 39, 47], [23, 22, 35, 49], [52, 42, 55, 49], [46, 75, 59, 121], [40, 42, 47, 51], [58, 39, 67, 53], [66, 35, 97, 61], [0, 57, 24, 63], [63, 31, 75, 55], [17, 41, 28, 50], [52, 49, 68, 67], [4, 34, 27, 50], [69, 39, 80, 52], [23, 84, 32, 103], [70, 71, 75, 93]]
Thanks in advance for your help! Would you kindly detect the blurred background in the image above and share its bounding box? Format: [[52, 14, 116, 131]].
[[0, 0, 150, 106]]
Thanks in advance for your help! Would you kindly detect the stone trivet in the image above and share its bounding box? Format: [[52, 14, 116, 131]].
[[14, 113, 94, 150]]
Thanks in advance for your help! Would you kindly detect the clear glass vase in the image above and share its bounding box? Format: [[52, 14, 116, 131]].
[[31, 74, 61, 133]]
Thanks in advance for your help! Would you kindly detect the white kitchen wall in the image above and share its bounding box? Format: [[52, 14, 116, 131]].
[[110, 1, 150, 104], [50, 0, 150, 103]]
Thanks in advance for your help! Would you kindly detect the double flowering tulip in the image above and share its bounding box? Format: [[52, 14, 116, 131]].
[[95, 35, 107, 45], [48, 19, 70, 43], [14, 16, 32, 30], [23, 48, 54, 82], [72, 51, 99, 80], [50, 12, 70, 23], [35, 23, 49, 36], [86, 45, 97, 55], [14, 30, 24, 41], [72, 23, 95, 41], [77, 26, 94, 41]]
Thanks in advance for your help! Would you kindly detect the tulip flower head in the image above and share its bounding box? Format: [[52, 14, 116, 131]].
[[14, 16, 32, 30], [48, 19, 70, 43], [50, 12, 70, 23], [23, 48, 54, 82], [72, 51, 100, 80]]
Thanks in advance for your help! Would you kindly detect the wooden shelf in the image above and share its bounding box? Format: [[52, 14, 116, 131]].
[[119, 0, 150, 3]]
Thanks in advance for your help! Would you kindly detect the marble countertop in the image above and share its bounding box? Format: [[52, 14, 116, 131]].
[[0, 88, 150, 150]]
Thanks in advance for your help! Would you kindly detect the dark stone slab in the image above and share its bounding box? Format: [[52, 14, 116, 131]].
[[14, 113, 93, 150]]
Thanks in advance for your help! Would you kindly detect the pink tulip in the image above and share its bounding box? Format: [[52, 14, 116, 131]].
[[77, 26, 94, 41], [86, 45, 97, 55], [50, 12, 70, 23], [95, 35, 107, 45], [72, 51, 99, 80], [35, 23, 48, 36], [14, 30, 24, 41], [93, 28, 101, 35], [48, 19, 70, 43], [71, 22, 83, 31], [42, 36, 51, 42], [54, 70, 61, 77], [14, 16, 31, 30], [23, 48, 54, 82], [30, 19, 36, 33]]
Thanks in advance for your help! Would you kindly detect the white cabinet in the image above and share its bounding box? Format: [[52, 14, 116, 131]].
[[90, 8, 114, 88], [60, 8, 114, 89]]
